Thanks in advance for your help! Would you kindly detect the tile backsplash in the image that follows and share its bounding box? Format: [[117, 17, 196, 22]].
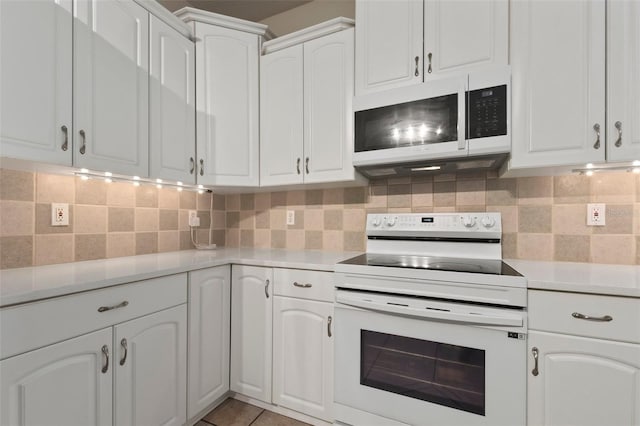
[[1, 168, 639, 268]]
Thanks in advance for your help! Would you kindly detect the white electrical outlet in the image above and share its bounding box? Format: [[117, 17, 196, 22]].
[[51, 203, 69, 226], [286, 210, 295, 226], [587, 203, 606, 226], [188, 210, 200, 227]]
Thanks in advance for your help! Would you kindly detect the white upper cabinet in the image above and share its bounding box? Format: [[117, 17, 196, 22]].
[[74, 0, 149, 177], [355, 0, 508, 96], [0, 0, 73, 166], [509, 0, 606, 169], [607, 0, 640, 162], [150, 15, 196, 184], [260, 44, 305, 186], [355, 0, 423, 96]]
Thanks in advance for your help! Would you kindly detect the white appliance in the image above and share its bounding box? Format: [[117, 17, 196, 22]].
[[333, 212, 527, 426], [352, 68, 511, 178]]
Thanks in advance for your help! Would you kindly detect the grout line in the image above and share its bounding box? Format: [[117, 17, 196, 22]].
[[247, 409, 266, 426]]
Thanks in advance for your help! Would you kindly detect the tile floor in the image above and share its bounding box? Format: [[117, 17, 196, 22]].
[[196, 398, 311, 426]]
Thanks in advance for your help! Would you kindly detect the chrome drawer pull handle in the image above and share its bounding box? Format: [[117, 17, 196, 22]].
[[328, 316, 333, 337], [79, 129, 86, 154], [305, 157, 309, 174], [199, 159, 204, 176], [531, 347, 539, 376], [572, 312, 612, 322], [97, 301, 129, 313], [120, 338, 128, 366], [614, 121, 622, 147], [296, 158, 301, 175], [593, 123, 601, 149], [414, 56, 420, 77], [293, 282, 312, 288], [427, 52, 433, 74], [101, 345, 109, 373], [265, 279, 270, 299], [61, 125, 68, 151], [189, 157, 195, 174]]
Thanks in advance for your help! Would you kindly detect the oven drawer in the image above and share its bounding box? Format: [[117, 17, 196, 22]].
[[528, 290, 640, 343], [273, 268, 335, 302], [1, 273, 187, 360]]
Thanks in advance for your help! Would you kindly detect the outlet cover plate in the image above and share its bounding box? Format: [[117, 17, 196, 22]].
[[587, 203, 606, 226], [286, 210, 295, 226], [51, 203, 69, 226]]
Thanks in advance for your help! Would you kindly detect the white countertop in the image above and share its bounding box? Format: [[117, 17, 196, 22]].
[[0, 249, 358, 307], [506, 259, 640, 298]]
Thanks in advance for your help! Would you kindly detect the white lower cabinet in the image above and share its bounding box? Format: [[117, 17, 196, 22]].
[[188, 266, 231, 419], [273, 296, 334, 422], [114, 305, 187, 426], [230, 265, 273, 402], [0, 327, 113, 426]]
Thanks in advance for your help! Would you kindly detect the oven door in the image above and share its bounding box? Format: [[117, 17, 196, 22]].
[[334, 290, 526, 426]]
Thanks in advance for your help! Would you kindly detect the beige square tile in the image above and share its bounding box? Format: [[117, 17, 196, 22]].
[[107, 182, 135, 207], [0, 235, 33, 269], [517, 234, 553, 261], [158, 231, 180, 253], [197, 192, 212, 210], [554, 235, 590, 263], [180, 230, 194, 250], [107, 233, 135, 258], [388, 207, 412, 213], [411, 183, 433, 207], [288, 210, 304, 230], [433, 206, 456, 213], [241, 194, 255, 210], [240, 211, 255, 229], [518, 205, 552, 233], [254, 229, 271, 249], [178, 210, 189, 231], [270, 192, 287, 208], [517, 176, 553, 205], [213, 194, 225, 211], [135, 208, 159, 232], [411, 206, 434, 213], [226, 229, 240, 247], [433, 173, 456, 182], [592, 173, 636, 203], [0, 201, 34, 236], [159, 210, 179, 231], [226, 194, 240, 210], [553, 175, 590, 204], [323, 188, 344, 206], [305, 190, 323, 208], [1, 169, 34, 201], [593, 204, 633, 234], [109, 207, 135, 232], [211, 230, 225, 247], [271, 230, 286, 249], [344, 187, 366, 205], [304, 209, 323, 231], [135, 186, 158, 208], [76, 178, 107, 205], [75, 234, 106, 261], [637, 236, 640, 265], [305, 230, 323, 250], [36, 173, 75, 203], [344, 231, 365, 251], [158, 188, 180, 209], [75, 205, 107, 234], [388, 184, 411, 208], [323, 230, 344, 251], [457, 205, 486, 213], [486, 170, 499, 179], [270, 209, 286, 230], [135, 232, 158, 255], [240, 230, 255, 247], [197, 210, 211, 228], [178, 190, 195, 210], [255, 210, 270, 229], [324, 210, 343, 230], [287, 190, 305, 207], [456, 179, 486, 206], [366, 184, 387, 209], [255, 193, 270, 211], [286, 230, 304, 250], [212, 211, 226, 229], [457, 172, 486, 181], [35, 203, 74, 234], [226, 211, 240, 229], [434, 181, 456, 207], [34, 234, 74, 266], [388, 177, 411, 185], [343, 209, 365, 231], [487, 205, 518, 233], [501, 233, 517, 259], [202, 399, 263, 426], [591, 235, 635, 264], [486, 178, 517, 205], [552, 204, 591, 235], [635, 204, 640, 235]]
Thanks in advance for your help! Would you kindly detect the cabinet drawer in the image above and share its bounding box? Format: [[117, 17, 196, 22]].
[[528, 290, 640, 343], [273, 268, 335, 302], [1, 273, 187, 360]]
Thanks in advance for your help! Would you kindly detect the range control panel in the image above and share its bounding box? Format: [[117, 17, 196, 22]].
[[366, 212, 502, 233]]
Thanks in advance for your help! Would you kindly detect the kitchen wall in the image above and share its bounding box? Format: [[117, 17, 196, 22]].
[[0, 169, 225, 269], [1, 168, 639, 269], [260, 0, 355, 36]]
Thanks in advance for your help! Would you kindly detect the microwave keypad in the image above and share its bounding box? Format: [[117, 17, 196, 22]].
[[467, 85, 507, 139]]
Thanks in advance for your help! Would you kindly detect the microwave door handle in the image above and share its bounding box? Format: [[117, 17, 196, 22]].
[[336, 294, 523, 327]]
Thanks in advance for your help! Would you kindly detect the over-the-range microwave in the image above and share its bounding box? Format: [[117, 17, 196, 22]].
[[353, 68, 511, 177]]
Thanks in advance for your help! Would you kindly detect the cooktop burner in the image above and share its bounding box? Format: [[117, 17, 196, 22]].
[[340, 253, 522, 276]]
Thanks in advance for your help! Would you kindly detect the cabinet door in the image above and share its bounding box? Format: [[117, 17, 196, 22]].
[[230, 265, 273, 402], [510, 0, 605, 169], [273, 297, 334, 422], [354, 0, 423, 96], [195, 24, 260, 186], [150, 16, 196, 184], [74, 0, 149, 177], [114, 305, 187, 426], [0, 0, 72, 166], [424, 0, 507, 76], [303, 29, 356, 184], [260, 45, 304, 186], [607, 0, 640, 162], [188, 266, 230, 419], [528, 331, 640, 426], [0, 328, 113, 426]]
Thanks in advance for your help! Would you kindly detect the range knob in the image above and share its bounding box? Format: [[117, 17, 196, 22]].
[[386, 216, 398, 227], [371, 217, 382, 227], [461, 215, 476, 228], [481, 215, 496, 228]]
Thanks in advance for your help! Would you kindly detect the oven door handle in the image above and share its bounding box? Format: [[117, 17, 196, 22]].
[[336, 293, 523, 327]]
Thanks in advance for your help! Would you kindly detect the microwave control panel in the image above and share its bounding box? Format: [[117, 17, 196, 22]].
[[466, 84, 507, 139]]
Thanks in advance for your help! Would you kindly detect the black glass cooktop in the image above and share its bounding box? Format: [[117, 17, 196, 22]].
[[340, 254, 522, 276]]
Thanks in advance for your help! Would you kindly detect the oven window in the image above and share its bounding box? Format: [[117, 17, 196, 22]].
[[360, 330, 485, 416], [354, 94, 458, 153]]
